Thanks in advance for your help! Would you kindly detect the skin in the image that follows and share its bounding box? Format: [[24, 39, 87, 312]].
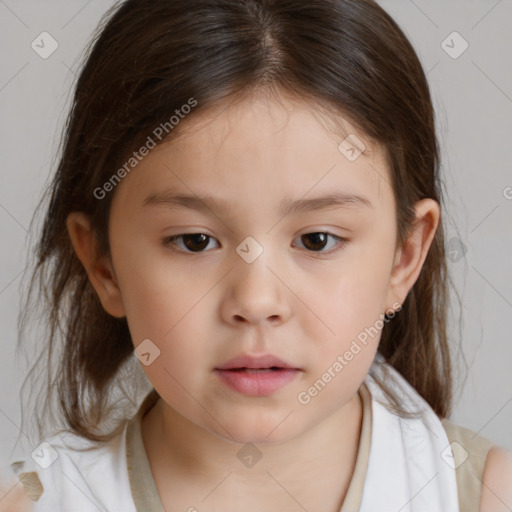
[[479, 447, 512, 511], [65, 90, 511, 511], [0, 481, 34, 512]]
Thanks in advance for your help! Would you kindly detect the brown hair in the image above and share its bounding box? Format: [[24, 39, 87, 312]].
[[17, 0, 464, 446]]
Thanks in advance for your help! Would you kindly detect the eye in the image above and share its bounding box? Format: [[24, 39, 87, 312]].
[[162, 231, 348, 255], [162, 233, 219, 253], [294, 232, 348, 255]]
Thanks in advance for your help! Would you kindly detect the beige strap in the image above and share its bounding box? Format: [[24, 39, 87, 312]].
[[340, 382, 372, 511], [126, 390, 165, 512], [441, 418, 495, 512], [18, 471, 44, 501]]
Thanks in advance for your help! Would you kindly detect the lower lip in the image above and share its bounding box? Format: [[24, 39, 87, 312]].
[[214, 368, 300, 396]]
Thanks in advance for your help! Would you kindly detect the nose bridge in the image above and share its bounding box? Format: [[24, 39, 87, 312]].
[[223, 235, 289, 325]]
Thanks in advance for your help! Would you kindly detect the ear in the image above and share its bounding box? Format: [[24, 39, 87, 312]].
[[385, 198, 440, 311], [66, 212, 126, 318]]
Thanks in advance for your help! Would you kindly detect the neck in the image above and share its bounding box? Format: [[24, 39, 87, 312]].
[[141, 389, 364, 509]]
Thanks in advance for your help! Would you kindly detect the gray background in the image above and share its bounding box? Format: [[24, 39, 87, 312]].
[[1, 0, 511, 483]]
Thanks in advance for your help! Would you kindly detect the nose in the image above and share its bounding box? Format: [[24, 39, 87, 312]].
[[220, 250, 292, 327]]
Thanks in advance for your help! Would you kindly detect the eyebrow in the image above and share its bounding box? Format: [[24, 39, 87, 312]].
[[143, 190, 374, 216]]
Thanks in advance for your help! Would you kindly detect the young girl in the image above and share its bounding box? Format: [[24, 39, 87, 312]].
[[6, 0, 512, 510]]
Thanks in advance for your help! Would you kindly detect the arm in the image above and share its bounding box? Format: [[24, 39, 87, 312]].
[[479, 445, 512, 512], [0, 479, 34, 512]]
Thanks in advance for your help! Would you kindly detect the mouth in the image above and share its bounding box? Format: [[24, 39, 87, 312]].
[[214, 354, 302, 396], [214, 353, 300, 371], [224, 367, 285, 373]]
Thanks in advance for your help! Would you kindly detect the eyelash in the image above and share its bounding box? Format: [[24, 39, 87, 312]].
[[162, 232, 349, 256]]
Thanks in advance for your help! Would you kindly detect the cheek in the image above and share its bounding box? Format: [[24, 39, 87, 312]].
[[301, 225, 394, 331], [127, 290, 214, 412], [112, 241, 208, 342], [111, 244, 218, 375], [298, 278, 384, 409], [301, 254, 391, 392], [320, 259, 391, 337]]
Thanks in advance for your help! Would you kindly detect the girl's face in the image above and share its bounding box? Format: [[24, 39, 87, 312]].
[[107, 92, 405, 444]]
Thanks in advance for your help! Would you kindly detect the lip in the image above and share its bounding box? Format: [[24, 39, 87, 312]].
[[214, 353, 302, 396], [215, 368, 300, 396], [215, 353, 299, 371]]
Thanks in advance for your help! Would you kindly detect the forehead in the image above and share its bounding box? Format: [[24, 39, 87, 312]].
[[112, 92, 395, 218]]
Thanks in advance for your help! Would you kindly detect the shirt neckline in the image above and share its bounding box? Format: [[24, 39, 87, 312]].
[[126, 383, 372, 511]]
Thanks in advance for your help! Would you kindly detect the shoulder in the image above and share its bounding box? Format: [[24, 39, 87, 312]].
[[10, 427, 135, 512], [479, 445, 512, 512], [441, 418, 494, 469], [441, 418, 512, 512]]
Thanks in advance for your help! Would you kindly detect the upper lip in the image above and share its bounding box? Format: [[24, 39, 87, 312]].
[[215, 354, 300, 370]]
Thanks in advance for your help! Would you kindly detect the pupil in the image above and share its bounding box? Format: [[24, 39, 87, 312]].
[[184, 233, 209, 251], [303, 233, 327, 251]]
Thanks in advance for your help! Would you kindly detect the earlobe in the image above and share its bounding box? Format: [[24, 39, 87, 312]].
[[66, 212, 126, 318], [386, 198, 440, 308]]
